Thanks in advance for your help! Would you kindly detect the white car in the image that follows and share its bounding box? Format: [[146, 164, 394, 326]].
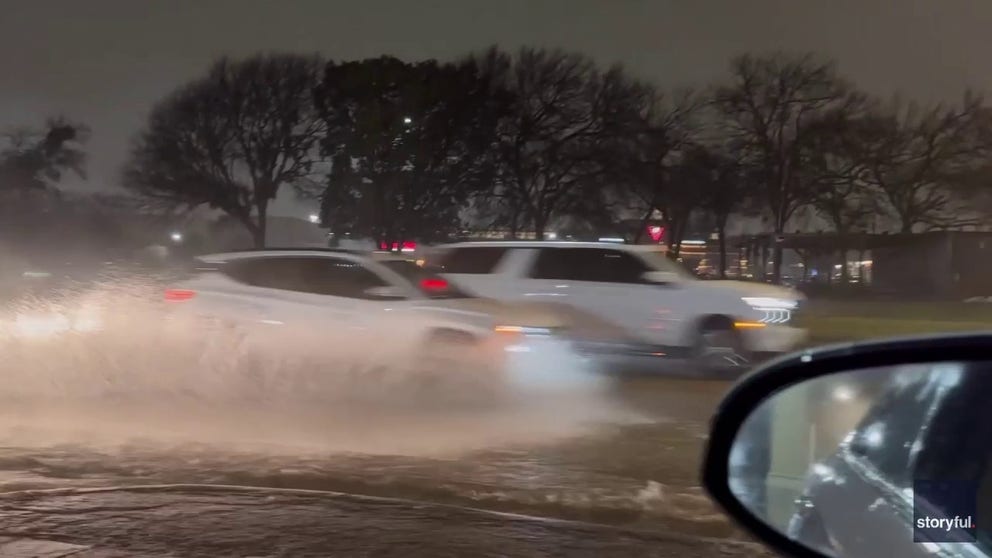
[[428, 241, 807, 372], [160, 248, 563, 378]]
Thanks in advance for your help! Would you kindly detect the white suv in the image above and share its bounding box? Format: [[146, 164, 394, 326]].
[[162, 249, 545, 374], [430, 242, 807, 371]]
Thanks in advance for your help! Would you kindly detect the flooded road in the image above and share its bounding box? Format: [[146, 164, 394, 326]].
[[0, 283, 769, 556], [0, 377, 763, 556]]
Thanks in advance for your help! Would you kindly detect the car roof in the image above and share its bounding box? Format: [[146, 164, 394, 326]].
[[197, 248, 365, 262], [436, 241, 659, 252]]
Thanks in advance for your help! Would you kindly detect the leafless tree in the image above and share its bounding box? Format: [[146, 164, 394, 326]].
[[124, 54, 324, 247], [858, 94, 989, 233], [489, 47, 650, 239], [616, 89, 703, 248], [715, 52, 854, 282]]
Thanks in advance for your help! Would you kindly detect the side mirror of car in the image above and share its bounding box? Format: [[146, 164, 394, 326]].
[[363, 285, 407, 300], [642, 271, 680, 285], [702, 334, 992, 557]]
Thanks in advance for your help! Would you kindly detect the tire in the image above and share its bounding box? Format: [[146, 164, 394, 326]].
[[691, 316, 750, 376]]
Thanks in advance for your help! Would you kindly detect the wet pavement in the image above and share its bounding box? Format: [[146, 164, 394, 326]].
[[0, 376, 761, 556], [0, 486, 769, 557]]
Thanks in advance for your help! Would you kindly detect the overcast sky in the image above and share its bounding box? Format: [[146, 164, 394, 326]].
[[2, 0, 990, 217]]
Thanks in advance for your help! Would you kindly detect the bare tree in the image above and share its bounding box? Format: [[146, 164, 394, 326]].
[[687, 143, 755, 278], [490, 47, 649, 239], [715, 52, 854, 282], [802, 107, 881, 281], [859, 94, 988, 232], [125, 54, 324, 247], [617, 89, 702, 247], [0, 117, 88, 193]]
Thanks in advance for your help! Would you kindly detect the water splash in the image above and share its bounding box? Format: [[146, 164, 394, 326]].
[[0, 276, 639, 457]]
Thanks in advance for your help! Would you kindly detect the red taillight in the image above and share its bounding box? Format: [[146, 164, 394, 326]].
[[164, 288, 196, 302], [420, 278, 449, 291]]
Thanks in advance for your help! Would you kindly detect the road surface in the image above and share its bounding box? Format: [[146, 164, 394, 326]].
[[0, 374, 772, 556]]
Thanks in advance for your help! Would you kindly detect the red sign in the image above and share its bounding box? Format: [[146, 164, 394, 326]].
[[648, 225, 664, 242]]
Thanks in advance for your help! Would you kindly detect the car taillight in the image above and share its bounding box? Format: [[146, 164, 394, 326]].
[[164, 288, 196, 302], [420, 278, 449, 291]]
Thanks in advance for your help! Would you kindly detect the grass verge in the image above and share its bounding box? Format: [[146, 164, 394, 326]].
[[799, 300, 992, 344]]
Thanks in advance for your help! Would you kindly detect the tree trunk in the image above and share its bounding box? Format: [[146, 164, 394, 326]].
[[716, 214, 729, 279], [253, 199, 268, 248], [771, 244, 783, 284], [533, 213, 547, 241], [858, 248, 867, 284], [839, 248, 849, 284]]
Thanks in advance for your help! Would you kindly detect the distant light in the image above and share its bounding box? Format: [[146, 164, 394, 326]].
[[170, 232, 183, 243], [547, 232, 558, 240], [682, 240, 706, 245], [403, 117, 413, 125], [598, 237, 625, 243], [309, 214, 320, 224], [648, 226, 664, 242]]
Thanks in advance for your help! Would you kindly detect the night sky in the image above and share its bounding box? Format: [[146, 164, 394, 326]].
[[2, 0, 989, 217]]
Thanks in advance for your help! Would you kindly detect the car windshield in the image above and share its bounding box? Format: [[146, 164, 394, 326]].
[[2, 2, 988, 555]]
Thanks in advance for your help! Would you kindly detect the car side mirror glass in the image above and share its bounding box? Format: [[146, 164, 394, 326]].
[[364, 285, 406, 299], [703, 336, 992, 557], [642, 270, 680, 284]]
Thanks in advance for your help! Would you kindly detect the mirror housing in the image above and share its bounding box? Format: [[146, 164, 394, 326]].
[[642, 270, 681, 285], [363, 285, 406, 300], [703, 333, 992, 558]]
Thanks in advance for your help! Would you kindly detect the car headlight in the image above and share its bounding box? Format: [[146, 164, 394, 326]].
[[742, 297, 799, 324]]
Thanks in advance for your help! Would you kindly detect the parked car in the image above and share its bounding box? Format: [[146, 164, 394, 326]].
[[427, 241, 807, 372]]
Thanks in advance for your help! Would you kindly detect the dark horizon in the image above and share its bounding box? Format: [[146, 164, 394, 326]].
[[2, 0, 990, 216]]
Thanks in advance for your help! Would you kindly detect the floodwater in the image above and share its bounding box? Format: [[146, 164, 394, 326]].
[[0, 279, 769, 556]]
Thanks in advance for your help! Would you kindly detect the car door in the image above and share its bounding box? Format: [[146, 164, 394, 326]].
[[521, 247, 682, 347], [232, 255, 396, 360]]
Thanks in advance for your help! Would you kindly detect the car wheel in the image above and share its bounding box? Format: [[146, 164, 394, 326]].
[[692, 317, 750, 375]]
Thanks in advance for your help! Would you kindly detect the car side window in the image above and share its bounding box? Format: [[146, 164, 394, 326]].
[[437, 247, 508, 274], [224, 256, 389, 299], [530, 248, 648, 283]]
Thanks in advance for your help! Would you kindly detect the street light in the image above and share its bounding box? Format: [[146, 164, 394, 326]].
[[309, 214, 320, 224], [170, 232, 183, 243], [403, 116, 413, 125]]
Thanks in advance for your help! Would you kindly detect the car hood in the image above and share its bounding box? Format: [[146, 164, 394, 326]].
[[703, 280, 805, 301]]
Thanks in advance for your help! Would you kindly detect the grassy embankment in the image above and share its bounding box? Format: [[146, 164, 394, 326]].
[[798, 300, 992, 345]]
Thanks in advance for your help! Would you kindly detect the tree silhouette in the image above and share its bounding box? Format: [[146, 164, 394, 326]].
[[125, 53, 324, 248], [314, 55, 506, 245], [715, 52, 855, 282]]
